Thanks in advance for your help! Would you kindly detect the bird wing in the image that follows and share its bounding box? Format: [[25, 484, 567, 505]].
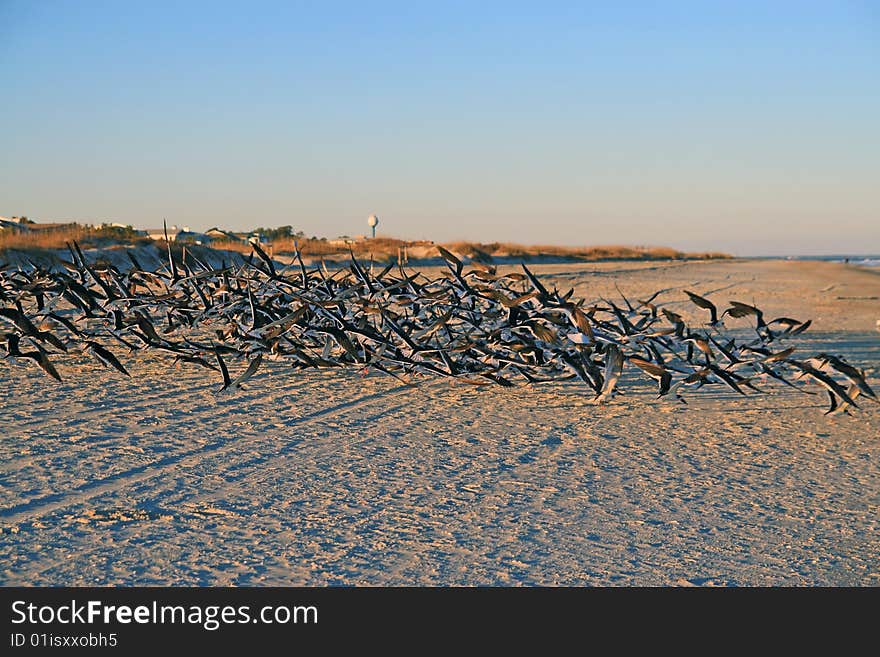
[[683, 290, 718, 323], [230, 353, 263, 388], [86, 341, 130, 376], [436, 246, 463, 274], [628, 356, 666, 379], [215, 348, 232, 391], [596, 345, 624, 402], [31, 351, 62, 382]]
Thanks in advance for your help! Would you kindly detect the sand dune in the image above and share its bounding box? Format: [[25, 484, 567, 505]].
[[1, 258, 877, 585]]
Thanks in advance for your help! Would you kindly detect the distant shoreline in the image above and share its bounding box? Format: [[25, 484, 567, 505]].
[[748, 254, 880, 265]]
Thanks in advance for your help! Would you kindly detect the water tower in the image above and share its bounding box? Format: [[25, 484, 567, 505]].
[[367, 214, 379, 239]]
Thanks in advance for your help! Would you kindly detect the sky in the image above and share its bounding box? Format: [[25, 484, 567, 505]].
[[1, 1, 878, 255]]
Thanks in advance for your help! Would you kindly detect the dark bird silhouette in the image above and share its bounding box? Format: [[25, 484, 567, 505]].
[[628, 357, 672, 397], [683, 290, 719, 325], [84, 341, 130, 376], [3, 334, 62, 381]]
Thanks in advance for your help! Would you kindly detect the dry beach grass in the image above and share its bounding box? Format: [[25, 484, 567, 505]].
[[213, 235, 729, 263]]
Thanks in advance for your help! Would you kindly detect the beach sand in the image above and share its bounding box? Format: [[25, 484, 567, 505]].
[[1, 258, 878, 586]]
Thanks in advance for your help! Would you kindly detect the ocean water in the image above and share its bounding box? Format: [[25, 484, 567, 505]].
[[765, 255, 880, 267]]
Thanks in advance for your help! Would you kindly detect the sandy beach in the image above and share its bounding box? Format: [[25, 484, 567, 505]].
[[1, 258, 877, 586]]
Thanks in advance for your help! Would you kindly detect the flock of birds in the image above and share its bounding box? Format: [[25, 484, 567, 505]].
[[1, 237, 876, 416]]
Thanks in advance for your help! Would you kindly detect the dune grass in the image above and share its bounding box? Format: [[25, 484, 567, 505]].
[[211, 236, 436, 257], [212, 236, 728, 261], [439, 241, 721, 261], [1, 222, 730, 262], [0, 224, 153, 253], [0, 225, 92, 251]]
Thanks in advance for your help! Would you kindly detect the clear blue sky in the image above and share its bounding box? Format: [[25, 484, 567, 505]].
[[1, 1, 878, 255]]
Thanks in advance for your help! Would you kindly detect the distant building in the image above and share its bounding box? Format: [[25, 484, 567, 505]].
[[175, 229, 213, 245], [328, 235, 368, 246], [205, 227, 244, 242], [145, 225, 249, 244], [145, 226, 183, 241], [0, 216, 33, 231]]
